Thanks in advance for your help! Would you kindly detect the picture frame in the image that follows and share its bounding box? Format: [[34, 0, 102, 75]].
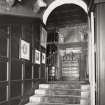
[[40, 27, 47, 48], [42, 52, 46, 64], [35, 50, 40, 64], [20, 40, 30, 60]]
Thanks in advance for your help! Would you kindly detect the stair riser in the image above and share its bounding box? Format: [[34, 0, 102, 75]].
[[26, 83, 90, 105], [35, 90, 89, 98], [26, 103, 88, 105], [39, 84, 80, 89], [81, 92, 89, 98], [80, 99, 89, 105], [35, 89, 81, 96], [30, 96, 81, 104], [81, 85, 90, 90]]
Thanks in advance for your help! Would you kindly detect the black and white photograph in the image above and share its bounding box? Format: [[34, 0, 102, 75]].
[[35, 50, 40, 64], [42, 52, 46, 64], [20, 39, 30, 60], [0, 0, 103, 105]]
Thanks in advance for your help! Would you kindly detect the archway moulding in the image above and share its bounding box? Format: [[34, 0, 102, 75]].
[[43, 0, 88, 25]]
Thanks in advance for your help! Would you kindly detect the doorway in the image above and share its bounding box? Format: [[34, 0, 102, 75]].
[[43, 1, 96, 105]]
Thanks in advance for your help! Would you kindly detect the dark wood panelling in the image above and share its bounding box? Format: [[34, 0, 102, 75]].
[[11, 37, 20, 59], [33, 65, 40, 78], [11, 60, 22, 80], [0, 86, 7, 102], [22, 24, 32, 43], [0, 24, 9, 34], [33, 24, 40, 46], [10, 98, 20, 105], [10, 81, 22, 98], [0, 102, 8, 105], [0, 35, 7, 57], [23, 80, 32, 96], [0, 61, 7, 81], [0, 16, 42, 105], [40, 46, 46, 81], [24, 63, 32, 79]]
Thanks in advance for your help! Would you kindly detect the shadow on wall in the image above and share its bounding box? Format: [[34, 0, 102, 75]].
[[18, 80, 40, 105]]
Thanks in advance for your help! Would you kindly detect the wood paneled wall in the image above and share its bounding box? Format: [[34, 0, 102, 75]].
[[0, 16, 46, 105]]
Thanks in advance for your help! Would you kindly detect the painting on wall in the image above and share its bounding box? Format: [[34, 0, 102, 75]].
[[35, 50, 40, 64], [42, 53, 46, 64], [40, 27, 47, 48], [20, 40, 30, 60]]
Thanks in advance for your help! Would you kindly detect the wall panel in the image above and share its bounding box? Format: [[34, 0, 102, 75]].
[[0, 86, 7, 102], [10, 98, 20, 105], [24, 63, 32, 79], [11, 60, 22, 80], [10, 81, 22, 98], [96, 3, 105, 105], [0, 61, 7, 81], [0, 17, 42, 105]]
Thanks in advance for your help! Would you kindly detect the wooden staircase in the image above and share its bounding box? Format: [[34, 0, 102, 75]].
[[25, 81, 90, 105]]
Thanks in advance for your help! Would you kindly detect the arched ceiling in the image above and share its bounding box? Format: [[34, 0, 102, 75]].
[[42, 0, 94, 30], [46, 4, 88, 30]]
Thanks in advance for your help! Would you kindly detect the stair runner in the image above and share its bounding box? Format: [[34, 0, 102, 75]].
[[25, 81, 90, 105]]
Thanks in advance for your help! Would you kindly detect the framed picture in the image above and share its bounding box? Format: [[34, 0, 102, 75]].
[[20, 40, 30, 60], [40, 27, 47, 48], [42, 53, 46, 64], [35, 50, 40, 64]]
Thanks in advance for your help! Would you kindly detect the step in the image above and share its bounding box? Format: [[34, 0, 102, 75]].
[[25, 103, 80, 105], [29, 96, 89, 105], [39, 84, 80, 89], [35, 89, 89, 98], [62, 76, 79, 80], [81, 84, 90, 90], [39, 84, 89, 91], [29, 95, 83, 104], [47, 81, 89, 84], [35, 89, 81, 96]]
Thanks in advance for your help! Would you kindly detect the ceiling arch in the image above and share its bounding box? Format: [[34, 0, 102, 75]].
[[43, 0, 88, 25]]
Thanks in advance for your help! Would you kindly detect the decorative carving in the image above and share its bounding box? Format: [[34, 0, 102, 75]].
[[33, 0, 47, 13], [6, 0, 15, 7]]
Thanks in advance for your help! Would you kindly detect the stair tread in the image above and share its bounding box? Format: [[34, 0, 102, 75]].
[[26, 102, 80, 105], [26, 81, 90, 105], [47, 80, 89, 84], [39, 84, 89, 91], [30, 95, 89, 100], [39, 84, 80, 89], [35, 88, 89, 92], [35, 94, 81, 97]]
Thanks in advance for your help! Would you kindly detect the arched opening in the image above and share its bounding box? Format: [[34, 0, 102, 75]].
[[42, 0, 96, 104], [43, 0, 89, 81], [43, 1, 95, 104], [43, 0, 88, 25]]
